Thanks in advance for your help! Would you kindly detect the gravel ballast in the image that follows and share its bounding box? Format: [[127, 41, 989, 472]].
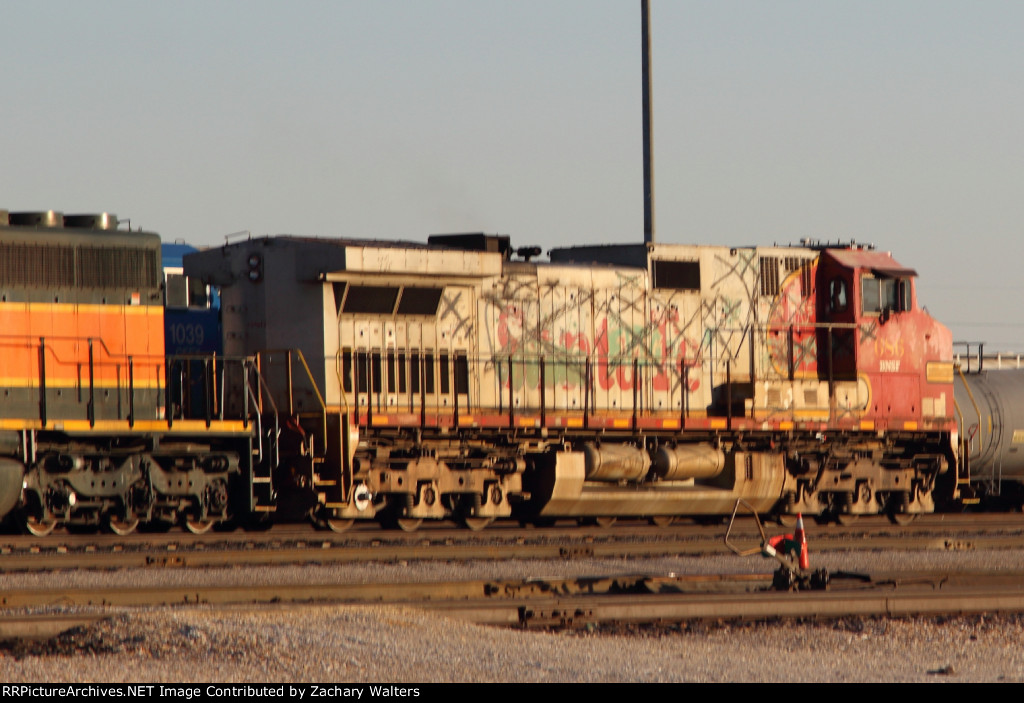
[[3, 549, 1024, 682], [4, 606, 1024, 683]]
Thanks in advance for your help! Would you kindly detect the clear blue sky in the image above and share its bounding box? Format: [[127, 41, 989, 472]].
[[2, 1, 1022, 350]]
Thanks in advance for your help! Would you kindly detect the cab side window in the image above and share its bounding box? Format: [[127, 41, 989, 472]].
[[862, 276, 881, 314], [165, 270, 210, 309], [829, 278, 848, 313], [861, 275, 910, 315]]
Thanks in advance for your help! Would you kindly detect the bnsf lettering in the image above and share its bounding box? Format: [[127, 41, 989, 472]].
[[880, 359, 901, 372]]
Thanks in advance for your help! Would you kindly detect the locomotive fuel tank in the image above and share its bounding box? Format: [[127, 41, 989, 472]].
[[653, 443, 726, 480], [955, 369, 1024, 481], [581, 443, 650, 482]]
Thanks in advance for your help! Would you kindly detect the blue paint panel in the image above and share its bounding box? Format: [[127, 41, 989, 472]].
[[165, 308, 222, 355], [161, 243, 197, 269]]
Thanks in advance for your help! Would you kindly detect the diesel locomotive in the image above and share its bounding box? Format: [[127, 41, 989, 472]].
[[0, 210, 1012, 534], [0, 211, 255, 535], [186, 232, 961, 530]]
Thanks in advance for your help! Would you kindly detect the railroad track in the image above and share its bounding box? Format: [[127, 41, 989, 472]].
[[5, 567, 1024, 638], [1, 514, 1023, 573], [6, 512, 1024, 643]]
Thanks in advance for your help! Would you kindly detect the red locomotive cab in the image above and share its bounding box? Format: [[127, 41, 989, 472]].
[[816, 248, 953, 431]]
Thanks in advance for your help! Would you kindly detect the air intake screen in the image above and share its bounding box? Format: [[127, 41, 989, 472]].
[[0, 242, 158, 289]]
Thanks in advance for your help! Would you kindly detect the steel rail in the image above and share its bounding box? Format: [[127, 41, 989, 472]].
[[5, 569, 1024, 635], [5, 509, 1024, 551], [0, 535, 1005, 573], [0, 572, 775, 608], [493, 588, 1024, 629], [2, 528, 1023, 573]]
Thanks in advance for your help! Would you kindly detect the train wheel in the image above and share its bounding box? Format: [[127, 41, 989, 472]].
[[326, 518, 355, 533], [107, 516, 139, 536], [888, 511, 918, 526], [184, 519, 215, 535], [776, 514, 798, 528], [649, 516, 675, 527], [395, 518, 423, 532], [835, 513, 859, 527], [25, 517, 56, 537], [461, 517, 493, 531]]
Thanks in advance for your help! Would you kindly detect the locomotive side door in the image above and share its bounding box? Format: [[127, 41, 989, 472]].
[[816, 254, 858, 383]]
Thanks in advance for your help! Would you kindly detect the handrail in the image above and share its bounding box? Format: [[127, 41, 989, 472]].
[[335, 349, 350, 415], [956, 365, 983, 457], [247, 384, 264, 465], [258, 348, 327, 456], [0, 332, 166, 367], [334, 319, 962, 424], [951, 397, 969, 485], [248, 359, 280, 469], [953, 341, 985, 373], [164, 354, 255, 423], [257, 349, 325, 409], [251, 361, 280, 417], [291, 348, 327, 411]]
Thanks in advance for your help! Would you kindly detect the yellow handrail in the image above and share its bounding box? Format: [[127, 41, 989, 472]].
[[956, 364, 983, 456]]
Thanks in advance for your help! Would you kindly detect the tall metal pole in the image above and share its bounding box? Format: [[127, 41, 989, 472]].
[[641, 0, 655, 244]]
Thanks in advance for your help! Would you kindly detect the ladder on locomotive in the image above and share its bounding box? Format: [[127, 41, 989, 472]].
[[253, 349, 352, 508]]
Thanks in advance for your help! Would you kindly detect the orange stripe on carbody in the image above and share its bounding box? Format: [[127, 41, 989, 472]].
[[0, 301, 164, 388]]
